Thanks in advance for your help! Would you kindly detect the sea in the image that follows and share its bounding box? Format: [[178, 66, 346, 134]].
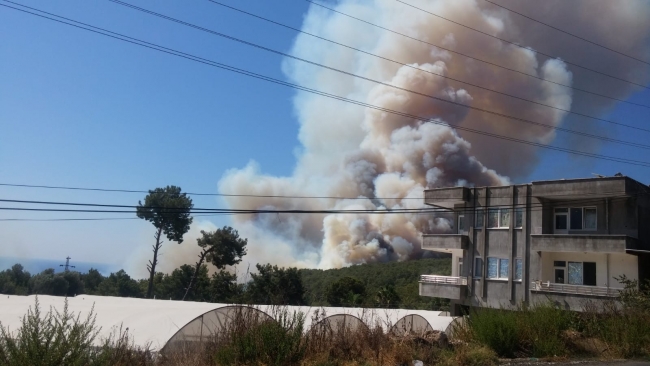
[[0, 257, 118, 276]]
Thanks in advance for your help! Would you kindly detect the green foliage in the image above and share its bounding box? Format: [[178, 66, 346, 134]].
[[467, 308, 519, 358], [97, 270, 143, 298], [247, 264, 306, 305], [136, 186, 194, 244], [300, 257, 451, 310], [326, 276, 366, 307], [0, 264, 30, 295], [209, 270, 242, 303], [198, 227, 247, 270], [0, 297, 99, 365], [81, 268, 105, 294], [375, 285, 401, 308], [137, 185, 194, 298], [214, 309, 307, 366]]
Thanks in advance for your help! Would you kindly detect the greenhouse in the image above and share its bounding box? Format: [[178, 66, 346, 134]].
[[0, 295, 459, 351]]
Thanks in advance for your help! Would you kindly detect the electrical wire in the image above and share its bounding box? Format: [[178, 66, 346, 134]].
[[105, 0, 650, 149], [302, 0, 650, 109], [393, 0, 649, 89], [0, 193, 640, 218], [483, 0, 650, 66], [0, 181, 645, 200], [194, 0, 650, 134], [2, 1, 650, 169]]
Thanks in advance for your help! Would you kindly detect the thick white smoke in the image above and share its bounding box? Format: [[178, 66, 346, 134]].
[[211, 0, 650, 270]]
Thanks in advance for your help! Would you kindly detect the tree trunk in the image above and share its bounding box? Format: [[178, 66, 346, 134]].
[[183, 249, 209, 301], [146, 227, 163, 299]]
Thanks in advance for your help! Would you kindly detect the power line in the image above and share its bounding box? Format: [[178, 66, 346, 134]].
[[483, 0, 650, 66], [199, 0, 650, 134], [86, 0, 650, 149], [3, 2, 650, 167], [393, 0, 649, 90], [0, 182, 641, 200], [0, 193, 639, 216], [302, 0, 650, 109]]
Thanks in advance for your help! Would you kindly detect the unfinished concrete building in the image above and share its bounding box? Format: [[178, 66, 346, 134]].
[[419, 175, 650, 315]]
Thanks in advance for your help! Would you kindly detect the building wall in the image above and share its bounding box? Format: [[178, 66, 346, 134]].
[[423, 177, 648, 311]]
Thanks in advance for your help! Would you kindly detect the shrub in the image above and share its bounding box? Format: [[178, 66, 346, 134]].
[[465, 308, 518, 357]]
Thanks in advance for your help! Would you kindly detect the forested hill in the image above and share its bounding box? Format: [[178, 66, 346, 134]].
[[300, 257, 451, 310], [0, 257, 451, 310]]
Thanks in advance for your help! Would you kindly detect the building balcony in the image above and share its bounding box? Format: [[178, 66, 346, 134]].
[[419, 275, 467, 300], [422, 234, 469, 252], [531, 281, 621, 297], [531, 234, 638, 253], [424, 187, 470, 209]]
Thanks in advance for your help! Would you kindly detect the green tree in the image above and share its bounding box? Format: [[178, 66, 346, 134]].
[[210, 270, 241, 303], [80, 268, 105, 294], [326, 277, 366, 307], [136, 185, 193, 298], [183, 227, 247, 300], [29, 269, 69, 296], [247, 264, 305, 305], [375, 285, 401, 308], [0, 264, 31, 295], [97, 270, 142, 298]]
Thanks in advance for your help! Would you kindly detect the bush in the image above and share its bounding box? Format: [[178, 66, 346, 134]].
[[212, 307, 307, 366], [0, 297, 152, 366], [465, 308, 518, 358]]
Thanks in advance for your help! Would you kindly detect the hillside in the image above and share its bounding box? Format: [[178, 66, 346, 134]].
[[299, 257, 451, 310]]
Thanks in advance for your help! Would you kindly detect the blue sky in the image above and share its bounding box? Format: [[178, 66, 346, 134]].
[[1, 0, 649, 273]]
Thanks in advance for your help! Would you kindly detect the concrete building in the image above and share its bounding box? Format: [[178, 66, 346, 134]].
[[418, 175, 650, 314]]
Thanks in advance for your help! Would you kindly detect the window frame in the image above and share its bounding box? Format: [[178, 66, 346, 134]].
[[514, 258, 523, 281], [486, 257, 509, 280], [474, 257, 483, 278], [487, 208, 510, 229], [475, 208, 484, 229], [554, 206, 597, 232], [515, 208, 523, 229]]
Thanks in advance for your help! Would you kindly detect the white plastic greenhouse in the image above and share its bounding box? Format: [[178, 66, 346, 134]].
[[0, 295, 459, 351]]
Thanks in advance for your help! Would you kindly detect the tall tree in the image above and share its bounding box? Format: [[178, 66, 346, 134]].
[[326, 277, 366, 307], [183, 227, 247, 300], [136, 185, 193, 298], [247, 264, 305, 305]]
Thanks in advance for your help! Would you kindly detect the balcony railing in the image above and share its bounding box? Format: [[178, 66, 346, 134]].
[[531, 281, 621, 297], [420, 275, 468, 286]]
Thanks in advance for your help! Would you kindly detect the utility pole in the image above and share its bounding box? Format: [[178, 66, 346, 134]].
[[59, 256, 75, 272]]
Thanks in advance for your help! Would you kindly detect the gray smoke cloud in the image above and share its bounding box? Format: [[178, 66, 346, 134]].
[[207, 0, 650, 270]]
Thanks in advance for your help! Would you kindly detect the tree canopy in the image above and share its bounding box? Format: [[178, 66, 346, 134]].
[[136, 185, 194, 298]]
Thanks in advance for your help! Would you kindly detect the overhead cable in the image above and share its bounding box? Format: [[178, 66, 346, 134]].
[[2, 1, 650, 167], [302, 0, 650, 109], [393, 0, 649, 89], [203, 0, 650, 133], [77, 0, 650, 149], [483, 0, 650, 66]]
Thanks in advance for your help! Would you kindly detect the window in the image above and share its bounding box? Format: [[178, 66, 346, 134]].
[[458, 214, 466, 234], [515, 259, 523, 281], [499, 258, 510, 279], [515, 208, 523, 228], [570, 208, 583, 230], [473, 258, 481, 277], [488, 208, 510, 228], [487, 257, 509, 279], [500, 209, 511, 228], [567, 261, 597, 286], [555, 207, 597, 232], [488, 209, 499, 228], [584, 208, 597, 230], [475, 209, 484, 228]]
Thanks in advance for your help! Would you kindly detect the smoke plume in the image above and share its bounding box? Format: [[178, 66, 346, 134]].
[[210, 0, 650, 270]]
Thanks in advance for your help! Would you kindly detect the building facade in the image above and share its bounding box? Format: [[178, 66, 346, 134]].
[[419, 176, 650, 314]]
